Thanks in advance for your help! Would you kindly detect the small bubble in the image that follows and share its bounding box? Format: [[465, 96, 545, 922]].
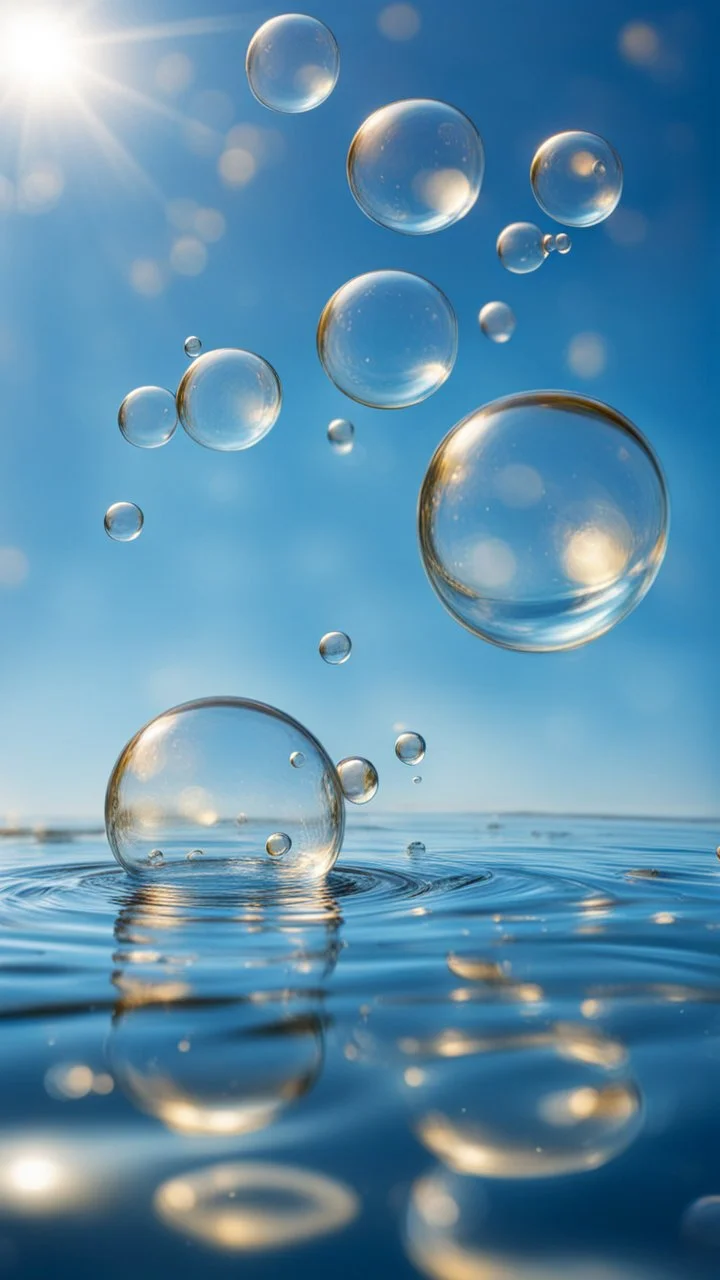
[[406, 841, 426, 855], [104, 502, 144, 542], [266, 831, 291, 858], [290, 751, 306, 769], [184, 335, 202, 359], [327, 418, 354, 454], [395, 731, 426, 765], [478, 302, 516, 344], [118, 386, 177, 449], [530, 131, 623, 227], [236, 812, 248, 826], [246, 14, 339, 114], [413, 776, 422, 784], [497, 223, 548, 274], [337, 757, 379, 804], [593, 160, 606, 177], [186, 848, 203, 860], [147, 849, 164, 865], [555, 232, 572, 254], [543, 233, 556, 254], [319, 631, 352, 664]]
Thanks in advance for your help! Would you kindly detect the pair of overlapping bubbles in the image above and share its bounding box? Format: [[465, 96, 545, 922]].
[[118, 345, 282, 453]]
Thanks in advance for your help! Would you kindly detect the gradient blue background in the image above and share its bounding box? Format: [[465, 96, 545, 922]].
[[0, 0, 715, 820]]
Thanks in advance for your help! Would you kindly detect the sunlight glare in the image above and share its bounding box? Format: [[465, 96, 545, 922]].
[[4, 10, 80, 96]]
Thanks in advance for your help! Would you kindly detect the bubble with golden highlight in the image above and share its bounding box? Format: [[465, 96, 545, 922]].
[[347, 99, 484, 235], [105, 697, 345, 880], [176, 348, 281, 451], [246, 15, 339, 114], [418, 391, 668, 651], [318, 270, 457, 409], [531, 131, 623, 227]]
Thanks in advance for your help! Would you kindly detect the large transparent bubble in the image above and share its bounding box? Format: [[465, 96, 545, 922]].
[[246, 14, 339, 114], [531, 131, 623, 227], [347, 99, 484, 235], [317, 270, 457, 409], [418, 392, 668, 652], [176, 348, 281, 451], [105, 698, 345, 881]]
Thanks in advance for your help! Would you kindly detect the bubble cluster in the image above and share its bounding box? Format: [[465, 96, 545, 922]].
[[246, 14, 339, 114], [318, 270, 457, 409], [531, 131, 623, 227], [478, 301, 516, 343], [395, 732, 426, 765], [319, 631, 352, 665], [496, 222, 549, 274], [176, 348, 282, 451], [347, 98, 484, 235], [418, 391, 668, 651], [118, 386, 177, 449], [184, 335, 202, 359], [105, 698, 345, 881], [336, 758, 379, 805], [327, 418, 354, 454], [104, 502, 144, 542]]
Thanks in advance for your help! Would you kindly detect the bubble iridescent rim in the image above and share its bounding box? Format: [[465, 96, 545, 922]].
[[417, 390, 670, 653], [316, 268, 458, 409], [103, 696, 346, 873], [346, 97, 484, 235]]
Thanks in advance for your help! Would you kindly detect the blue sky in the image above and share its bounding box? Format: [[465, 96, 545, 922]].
[[0, 0, 715, 820]]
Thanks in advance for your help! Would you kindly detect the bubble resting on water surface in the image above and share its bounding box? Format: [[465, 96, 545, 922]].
[[104, 697, 345, 882], [531, 131, 623, 227], [327, 418, 354, 454], [118, 386, 177, 449], [246, 14, 339, 114], [406, 841, 426, 855], [496, 222, 548, 274], [319, 630, 352, 664], [418, 391, 669, 652], [395, 732, 426, 765], [184, 335, 202, 359], [336, 758, 379, 805], [347, 98, 484, 235], [478, 301, 516, 343], [176, 348, 282, 451], [317, 270, 457, 409], [104, 502, 144, 542]]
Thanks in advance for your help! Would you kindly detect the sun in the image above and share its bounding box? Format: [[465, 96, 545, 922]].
[[3, 9, 81, 98]]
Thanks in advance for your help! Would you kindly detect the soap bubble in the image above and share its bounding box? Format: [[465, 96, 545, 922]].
[[290, 751, 305, 769], [105, 697, 345, 881], [418, 391, 668, 652], [176, 348, 281, 451], [395, 732, 426, 765], [104, 502, 144, 542], [184, 335, 202, 359], [555, 232, 572, 253], [246, 14, 339, 114], [413, 776, 422, 784], [118, 386, 177, 449], [496, 222, 548, 274], [531, 131, 623, 227], [318, 270, 457, 409], [406, 841, 426, 855], [327, 418, 354, 454], [478, 302, 516, 344], [347, 98, 484, 235], [266, 832, 291, 858], [336, 758, 378, 805], [319, 631, 352, 664]]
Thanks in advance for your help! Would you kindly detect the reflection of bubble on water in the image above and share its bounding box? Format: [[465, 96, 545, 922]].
[[105, 697, 345, 881], [395, 732, 426, 765], [154, 1162, 358, 1251], [497, 222, 548, 274], [118, 386, 177, 449], [348, 99, 484, 235], [246, 15, 339, 114], [327, 418, 354, 454], [337, 758, 379, 805], [478, 301, 516, 343], [418, 391, 668, 651], [104, 502, 144, 543], [318, 270, 457, 409], [183, 335, 202, 359], [531, 131, 623, 227], [319, 630, 352, 664], [176, 348, 281, 451]]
